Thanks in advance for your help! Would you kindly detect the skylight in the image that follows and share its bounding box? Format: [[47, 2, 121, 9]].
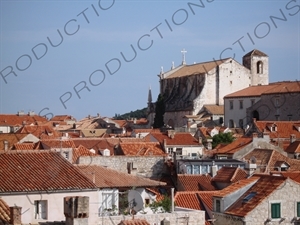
[[242, 192, 257, 203]]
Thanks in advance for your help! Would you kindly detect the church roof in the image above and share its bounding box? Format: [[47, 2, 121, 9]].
[[243, 49, 268, 57], [163, 58, 229, 79]]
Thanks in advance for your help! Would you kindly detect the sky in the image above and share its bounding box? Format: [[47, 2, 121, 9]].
[[0, 0, 299, 121]]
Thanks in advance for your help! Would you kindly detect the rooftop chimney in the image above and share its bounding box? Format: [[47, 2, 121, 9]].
[[290, 134, 296, 144]]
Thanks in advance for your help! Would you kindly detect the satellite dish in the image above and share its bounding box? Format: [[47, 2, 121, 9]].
[[128, 190, 143, 214]]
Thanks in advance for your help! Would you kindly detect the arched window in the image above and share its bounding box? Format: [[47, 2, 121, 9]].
[[256, 61, 263, 74]]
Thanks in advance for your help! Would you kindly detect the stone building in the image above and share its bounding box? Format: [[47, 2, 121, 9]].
[[212, 174, 300, 225], [147, 49, 269, 128], [224, 81, 300, 128]]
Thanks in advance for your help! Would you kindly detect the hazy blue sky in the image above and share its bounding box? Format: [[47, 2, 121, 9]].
[[0, 0, 299, 120]]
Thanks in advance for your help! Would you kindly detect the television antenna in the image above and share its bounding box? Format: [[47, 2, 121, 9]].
[[128, 190, 143, 214]]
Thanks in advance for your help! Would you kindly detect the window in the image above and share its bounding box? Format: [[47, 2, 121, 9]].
[[176, 148, 182, 155], [297, 202, 300, 217], [239, 100, 243, 109], [168, 148, 173, 154], [230, 101, 233, 110], [186, 165, 192, 174], [271, 203, 281, 219], [34, 200, 47, 220], [257, 61, 263, 74], [215, 199, 221, 212], [193, 165, 200, 174], [251, 99, 255, 106]]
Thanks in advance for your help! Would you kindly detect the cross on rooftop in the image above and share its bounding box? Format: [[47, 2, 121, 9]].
[[181, 48, 187, 65]]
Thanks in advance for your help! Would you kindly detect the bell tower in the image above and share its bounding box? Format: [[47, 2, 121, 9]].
[[243, 49, 269, 86]]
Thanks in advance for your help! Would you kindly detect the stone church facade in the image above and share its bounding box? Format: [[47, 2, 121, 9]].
[[147, 49, 269, 128]]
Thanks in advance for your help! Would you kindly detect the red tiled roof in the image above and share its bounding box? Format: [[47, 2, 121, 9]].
[[150, 132, 200, 146], [118, 219, 150, 225], [0, 151, 97, 193], [174, 192, 203, 210], [213, 176, 259, 198], [0, 198, 10, 224], [254, 120, 300, 139], [12, 142, 41, 150], [164, 58, 229, 79], [72, 145, 96, 163], [41, 139, 76, 149], [212, 167, 248, 183], [119, 142, 166, 156], [15, 125, 61, 139], [225, 175, 287, 217], [272, 171, 300, 183], [244, 149, 300, 173], [0, 133, 31, 150], [73, 138, 117, 155], [214, 137, 252, 155], [225, 81, 300, 98], [50, 115, 75, 121], [0, 114, 47, 126], [177, 174, 216, 191], [75, 165, 166, 188], [203, 105, 224, 115]]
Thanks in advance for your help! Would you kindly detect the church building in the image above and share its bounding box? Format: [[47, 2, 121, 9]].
[[147, 49, 269, 128]]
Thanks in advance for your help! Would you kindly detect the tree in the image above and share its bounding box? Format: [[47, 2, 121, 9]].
[[153, 94, 165, 128], [212, 132, 234, 149]]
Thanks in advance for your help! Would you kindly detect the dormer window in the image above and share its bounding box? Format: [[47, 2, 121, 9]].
[[267, 124, 277, 132]]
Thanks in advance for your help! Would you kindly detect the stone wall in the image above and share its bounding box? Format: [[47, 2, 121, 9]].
[[78, 155, 168, 178], [96, 210, 205, 225]]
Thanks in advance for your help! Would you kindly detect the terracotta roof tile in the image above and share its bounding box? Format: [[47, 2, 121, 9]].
[[119, 142, 166, 156], [73, 138, 117, 155], [0, 151, 97, 193], [50, 115, 75, 122], [41, 139, 76, 149], [164, 58, 229, 79], [75, 165, 166, 188], [0, 113, 47, 126], [244, 149, 300, 173], [0, 133, 31, 150], [225, 81, 300, 98], [177, 174, 216, 191], [15, 125, 61, 139], [211, 167, 248, 183], [225, 175, 287, 217], [203, 105, 224, 115], [72, 145, 96, 163], [118, 219, 150, 225], [174, 192, 203, 210], [272, 171, 300, 183], [213, 176, 259, 198], [0, 198, 10, 224], [214, 137, 252, 155], [254, 120, 300, 139], [150, 132, 201, 146]]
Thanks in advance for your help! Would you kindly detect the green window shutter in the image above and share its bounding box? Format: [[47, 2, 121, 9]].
[[297, 202, 300, 217], [271, 203, 281, 219]]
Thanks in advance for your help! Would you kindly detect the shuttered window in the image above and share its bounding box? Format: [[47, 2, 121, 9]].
[[271, 203, 280, 219]]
